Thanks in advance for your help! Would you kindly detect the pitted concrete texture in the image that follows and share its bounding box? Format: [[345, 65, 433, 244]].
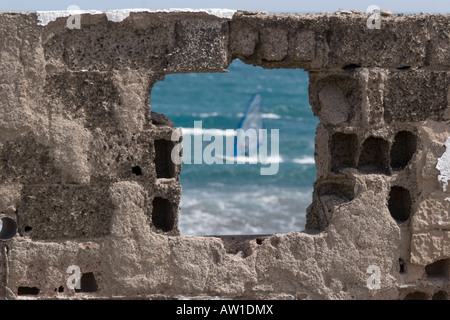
[[0, 9, 449, 300]]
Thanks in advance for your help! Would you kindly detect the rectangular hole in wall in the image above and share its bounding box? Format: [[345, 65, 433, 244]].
[[330, 132, 358, 172], [357, 137, 389, 174], [17, 286, 40, 296], [388, 186, 412, 223], [425, 258, 450, 279], [75, 272, 99, 293], [155, 139, 175, 179], [390, 131, 417, 170], [154, 139, 176, 179], [150, 59, 316, 236], [152, 197, 175, 232]]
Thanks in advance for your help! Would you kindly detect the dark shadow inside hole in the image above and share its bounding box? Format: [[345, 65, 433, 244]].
[[0, 217, 18, 240], [132, 166, 143, 176], [425, 258, 450, 279], [357, 137, 390, 174], [432, 290, 448, 300], [152, 197, 175, 232], [75, 272, 98, 293], [17, 286, 40, 296], [330, 132, 358, 172], [388, 186, 412, 223], [399, 258, 406, 274], [342, 64, 361, 72], [390, 131, 417, 170], [403, 291, 428, 300], [154, 139, 175, 179], [24, 226, 32, 232]]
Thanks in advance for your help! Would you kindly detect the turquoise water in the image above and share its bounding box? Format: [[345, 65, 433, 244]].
[[151, 59, 318, 235]]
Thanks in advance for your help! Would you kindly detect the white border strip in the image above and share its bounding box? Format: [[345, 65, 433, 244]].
[[36, 8, 237, 26]]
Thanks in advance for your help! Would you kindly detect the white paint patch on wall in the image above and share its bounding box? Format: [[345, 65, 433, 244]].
[[436, 137, 450, 192], [36, 8, 237, 26]]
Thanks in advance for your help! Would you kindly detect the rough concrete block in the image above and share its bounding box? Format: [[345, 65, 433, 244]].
[[259, 28, 288, 61], [410, 231, 450, 266], [229, 24, 258, 57], [325, 15, 428, 68], [309, 71, 361, 124], [411, 192, 450, 234], [17, 185, 114, 240], [42, 13, 173, 72], [384, 70, 449, 123], [360, 68, 387, 126], [7, 239, 103, 297], [426, 15, 450, 67], [289, 31, 316, 62], [45, 71, 121, 129], [0, 132, 61, 184], [167, 17, 230, 72], [88, 128, 157, 183]]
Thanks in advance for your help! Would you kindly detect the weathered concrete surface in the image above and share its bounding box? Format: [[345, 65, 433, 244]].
[[0, 9, 449, 300]]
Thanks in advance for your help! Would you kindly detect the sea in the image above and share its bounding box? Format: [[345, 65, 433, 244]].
[[151, 59, 318, 236]]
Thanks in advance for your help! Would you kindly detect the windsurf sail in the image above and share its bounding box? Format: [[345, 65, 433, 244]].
[[234, 93, 265, 156]]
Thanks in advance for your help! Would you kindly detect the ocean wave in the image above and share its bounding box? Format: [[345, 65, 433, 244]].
[[189, 112, 282, 119], [236, 112, 281, 119], [178, 187, 310, 235], [181, 127, 237, 137], [215, 154, 283, 164], [292, 157, 315, 164], [262, 113, 281, 119], [180, 127, 281, 138], [193, 112, 220, 118]]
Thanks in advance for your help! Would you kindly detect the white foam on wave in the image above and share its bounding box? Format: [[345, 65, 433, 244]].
[[236, 112, 281, 119], [262, 113, 281, 119], [178, 187, 310, 235], [195, 112, 220, 118], [292, 156, 315, 165], [181, 127, 236, 137], [36, 8, 237, 26], [215, 154, 283, 164]]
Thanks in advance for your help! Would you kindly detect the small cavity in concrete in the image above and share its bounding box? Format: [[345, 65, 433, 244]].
[[358, 137, 390, 174], [154, 139, 176, 179], [152, 197, 175, 232], [390, 131, 417, 170], [330, 132, 358, 172], [388, 186, 412, 223]]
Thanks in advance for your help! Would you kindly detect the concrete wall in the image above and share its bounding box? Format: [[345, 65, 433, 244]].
[[0, 9, 449, 299]]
